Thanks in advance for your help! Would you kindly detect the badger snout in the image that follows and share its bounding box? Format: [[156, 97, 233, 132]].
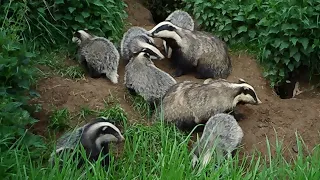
[[117, 135, 125, 143]]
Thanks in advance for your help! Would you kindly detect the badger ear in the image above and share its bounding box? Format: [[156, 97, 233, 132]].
[[238, 78, 246, 84]]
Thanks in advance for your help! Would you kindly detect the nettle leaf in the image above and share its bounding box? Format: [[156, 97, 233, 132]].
[[290, 47, 298, 57], [238, 26, 247, 33], [293, 52, 301, 62], [288, 63, 294, 71], [273, 38, 281, 48], [299, 38, 309, 50], [284, 58, 290, 65], [93, 0, 104, 7], [279, 68, 285, 77], [281, 23, 298, 31], [290, 37, 298, 46], [263, 49, 271, 59], [81, 12, 90, 18], [68, 7, 76, 13], [55, 0, 64, 4], [279, 41, 289, 51], [247, 14, 257, 20], [233, 15, 245, 21], [75, 15, 85, 23], [248, 30, 256, 38]]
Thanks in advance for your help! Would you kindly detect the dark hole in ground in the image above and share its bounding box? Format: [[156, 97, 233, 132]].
[[274, 81, 296, 99], [273, 68, 308, 99]]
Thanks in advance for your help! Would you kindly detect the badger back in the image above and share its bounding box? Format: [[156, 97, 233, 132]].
[[196, 113, 243, 156], [80, 38, 119, 70], [125, 51, 176, 103], [166, 10, 195, 31]]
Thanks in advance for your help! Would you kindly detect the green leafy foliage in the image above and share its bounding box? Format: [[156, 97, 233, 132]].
[[0, 0, 128, 48], [257, 0, 320, 86], [184, 0, 320, 86], [0, 29, 46, 178]]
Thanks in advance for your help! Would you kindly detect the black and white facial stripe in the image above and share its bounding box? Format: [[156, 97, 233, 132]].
[[148, 22, 183, 45], [232, 79, 262, 106], [72, 30, 93, 45]]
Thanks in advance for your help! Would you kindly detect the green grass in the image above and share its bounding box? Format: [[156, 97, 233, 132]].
[[128, 93, 154, 119], [37, 47, 85, 80], [48, 108, 71, 131], [3, 118, 320, 179]]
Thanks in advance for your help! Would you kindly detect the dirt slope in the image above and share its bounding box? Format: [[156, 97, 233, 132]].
[[32, 0, 320, 158]]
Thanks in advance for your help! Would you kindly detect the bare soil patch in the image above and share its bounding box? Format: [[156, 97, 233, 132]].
[[31, 0, 320, 158]]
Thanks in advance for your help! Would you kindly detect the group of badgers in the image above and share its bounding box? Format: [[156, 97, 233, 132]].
[[50, 10, 262, 172]]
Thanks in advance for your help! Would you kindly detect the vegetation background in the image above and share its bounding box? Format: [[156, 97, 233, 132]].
[[0, 0, 319, 179]]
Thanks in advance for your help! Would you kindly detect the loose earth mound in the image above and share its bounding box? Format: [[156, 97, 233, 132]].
[[32, 0, 320, 159]]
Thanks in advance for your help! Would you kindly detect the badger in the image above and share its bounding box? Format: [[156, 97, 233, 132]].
[[124, 48, 177, 107], [163, 10, 195, 59], [148, 21, 232, 79], [49, 117, 125, 169], [154, 78, 262, 131], [191, 113, 244, 169], [120, 26, 164, 64], [72, 30, 120, 84]]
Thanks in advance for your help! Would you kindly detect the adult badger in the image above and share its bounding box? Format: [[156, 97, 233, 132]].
[[148, 21, 231, 79], [120, 26, 164, 65], [155, 78, 262, 131], [49, 117, 125, 169], [163, 10, 195, 59], [191, 113, 244, 169], [72, 30, 120, 84], [124, 48, 177, 107]]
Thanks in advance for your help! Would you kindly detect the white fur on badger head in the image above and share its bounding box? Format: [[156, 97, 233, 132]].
[[231, 78, 262, 106], [148, 21, 183, 46], [72, 30, 95, 45], [136, 41, 165, 60], [163, 10, 195, 58], [204, 78, 262, 107], [82, 117, 125, 150], [136, 40, 165, 60]]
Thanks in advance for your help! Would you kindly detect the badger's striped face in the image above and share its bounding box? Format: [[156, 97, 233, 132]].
[[72, 30, 91, 45], [148, 21, 182, 45], [233, 82, 262, 106], [137, 40, 165, 60], [84, 117, 125, 150]]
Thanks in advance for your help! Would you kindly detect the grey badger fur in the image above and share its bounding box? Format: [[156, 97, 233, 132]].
[[72, 30, 120, 84], [191, 113, 244, 169], [49, 117, 125, 169], [163, 10, 195, 58], [148, 21, 232, 79], [155, 78, 262, 131], [124, 48, 177, 106], [120, 26, 164, 64]]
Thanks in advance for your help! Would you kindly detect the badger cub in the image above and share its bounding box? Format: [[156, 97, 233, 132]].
[[124, 48, 177, 107], [163, 10, 195, 59], [155, 78, 262, 131], [148, 21, 231, 79], [192, 113, 244, 169], [72, 30, 120, 84], [120, 26, 164, 65], [49, 117, 125, 169]]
